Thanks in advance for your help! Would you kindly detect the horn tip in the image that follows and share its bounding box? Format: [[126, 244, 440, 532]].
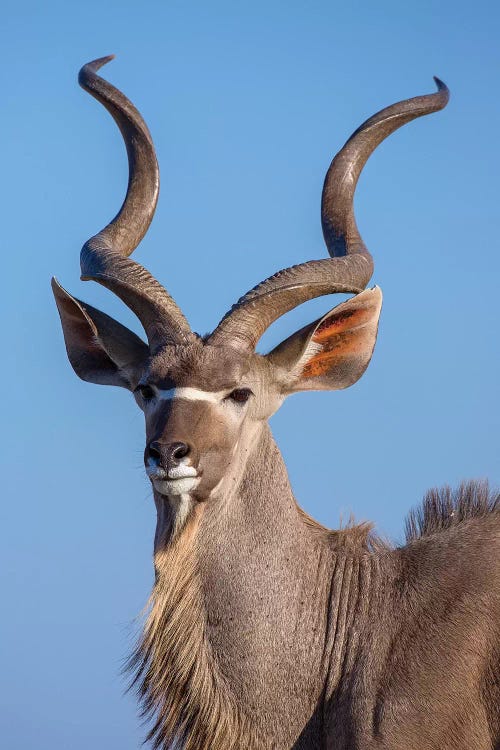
[[79, 55, 115, 86], [432, 76, 450, 105]]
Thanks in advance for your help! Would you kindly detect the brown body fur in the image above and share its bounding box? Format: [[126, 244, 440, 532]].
[[129, 429, 500, 749]]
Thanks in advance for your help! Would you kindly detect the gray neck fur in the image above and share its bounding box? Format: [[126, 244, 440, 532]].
[[133, 425, 389, 749]]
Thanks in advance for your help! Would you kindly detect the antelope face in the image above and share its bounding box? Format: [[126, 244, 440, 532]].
[[135, 343, 281, 503], [134, 286, 384, 504]]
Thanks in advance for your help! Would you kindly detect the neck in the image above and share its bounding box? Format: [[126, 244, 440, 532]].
[[132, 424, 381, 749]]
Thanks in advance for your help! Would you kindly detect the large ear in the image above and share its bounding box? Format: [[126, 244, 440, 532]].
[[266, 287, 382, 392], [52, 278, 149, 388]]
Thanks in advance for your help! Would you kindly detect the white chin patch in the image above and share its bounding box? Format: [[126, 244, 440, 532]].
[[153, 476, 200, 496]]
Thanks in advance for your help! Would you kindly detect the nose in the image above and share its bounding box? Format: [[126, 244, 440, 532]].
[[147, 440, 191, 469]]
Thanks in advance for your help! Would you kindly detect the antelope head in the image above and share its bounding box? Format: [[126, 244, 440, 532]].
[[53, 57, 449, 540]]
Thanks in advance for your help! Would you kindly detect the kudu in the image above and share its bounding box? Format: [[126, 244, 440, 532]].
[[53, 57, 500, 750]]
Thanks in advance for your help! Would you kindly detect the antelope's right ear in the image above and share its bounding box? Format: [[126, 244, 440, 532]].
[[266, 287, 382, 393], [52, 278, 149, 388]]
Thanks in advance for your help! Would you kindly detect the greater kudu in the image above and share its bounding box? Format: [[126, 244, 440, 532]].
[[53, 57, 500, 749]]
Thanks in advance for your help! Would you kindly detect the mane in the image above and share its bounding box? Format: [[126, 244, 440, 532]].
[[298, 505, 389, 553], [405, 480, 500, 542], [125, 515, 261, 750]]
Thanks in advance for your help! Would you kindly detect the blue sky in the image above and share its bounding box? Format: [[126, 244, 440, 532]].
[[1, 1, 499, 747]]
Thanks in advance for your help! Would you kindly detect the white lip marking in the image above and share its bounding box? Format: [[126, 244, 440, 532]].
[[167, 465, 197, 479], [146, 464, 197, 480], [153, 476, 200, 496], [156, 387, 226, 404]]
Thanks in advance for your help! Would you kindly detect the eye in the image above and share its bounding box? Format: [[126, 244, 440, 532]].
[[227, 388, 253, 404], [136, 384, 155, 401]]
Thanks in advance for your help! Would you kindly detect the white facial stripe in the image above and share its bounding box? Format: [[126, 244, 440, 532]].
[[142, 386, 250, 428], [156, 387, 227, 404]]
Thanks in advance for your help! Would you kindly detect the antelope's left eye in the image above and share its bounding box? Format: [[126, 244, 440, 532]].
[[136, 384, 155, 401], [227, 388, 253, 404]]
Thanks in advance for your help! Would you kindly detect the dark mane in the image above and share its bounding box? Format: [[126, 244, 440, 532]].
[[405, 480, 500, 542]]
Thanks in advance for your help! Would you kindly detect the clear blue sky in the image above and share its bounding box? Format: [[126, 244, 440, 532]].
[[1, 1, 499, 747]]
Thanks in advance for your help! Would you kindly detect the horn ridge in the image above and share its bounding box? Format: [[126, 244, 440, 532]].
[[78, 55, 158, 257], [321, 77, 450, 259], [208, 255, 371, 350], [210, 79, 449, 350], [77, 56, 193, 349]]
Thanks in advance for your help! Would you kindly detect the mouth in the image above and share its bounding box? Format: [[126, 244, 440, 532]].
[[152, 476, 200, 496], [146, 465, 200, 497]]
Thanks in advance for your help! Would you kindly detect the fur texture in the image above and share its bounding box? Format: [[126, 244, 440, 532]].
[[127, 511, 262, 750], [126, 478, 499, 750]]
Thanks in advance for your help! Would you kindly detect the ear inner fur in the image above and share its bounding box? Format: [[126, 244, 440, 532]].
[[265, 287, 382, 391], [302, 302, 379, 378], [313, 305, 375, 341], [303, 337, 368, 378], [299, 288, 380, 378]]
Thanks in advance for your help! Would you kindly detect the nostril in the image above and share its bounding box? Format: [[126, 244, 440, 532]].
[[146, 441, 191, 468], [147, 442, 162, 465], [171, 442, 190, 461]]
